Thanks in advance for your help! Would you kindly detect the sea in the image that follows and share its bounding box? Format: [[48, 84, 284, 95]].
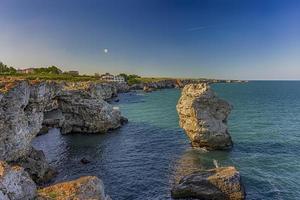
[[33, 81, 300, 200]]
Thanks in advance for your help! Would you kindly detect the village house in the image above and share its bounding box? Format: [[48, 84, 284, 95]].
[[100, 73, 125, 83], [17, 68, 35, 74]]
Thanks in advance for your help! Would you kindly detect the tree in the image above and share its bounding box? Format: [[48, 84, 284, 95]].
[[118, 73, 128, 81], [0, 62, 16, 74], [33, 66, 62, 74]]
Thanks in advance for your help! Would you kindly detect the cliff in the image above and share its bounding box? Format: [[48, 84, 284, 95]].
[[0, 79, 129, 199], [176, 83, 233, 150]]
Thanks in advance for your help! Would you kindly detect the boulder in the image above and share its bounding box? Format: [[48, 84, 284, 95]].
[[37, 176, 111, 200], [0, 160, 37, 200], [176, 83, 233, 150], [171, 166, 245, 200]]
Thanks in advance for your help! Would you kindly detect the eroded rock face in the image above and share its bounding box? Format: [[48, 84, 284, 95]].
[[0, 81, 59, 162], [0, 79, 127, 184], [171, 166, 245, 200], [88, 83, 118, 100], [176, 83, 233, 150], [0, 160, 37, 200], [11, 147, 57, 184], [37, 176, 111, 200], [58, 90, 124, 134]]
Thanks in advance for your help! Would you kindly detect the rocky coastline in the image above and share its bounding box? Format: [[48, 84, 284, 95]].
[[0, 77, 246, 199], [130, 78, 247, 92], [0, 79, 127, 199]]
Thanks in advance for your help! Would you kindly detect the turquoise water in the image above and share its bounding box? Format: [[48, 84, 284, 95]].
[[33, 81, 300, 200]]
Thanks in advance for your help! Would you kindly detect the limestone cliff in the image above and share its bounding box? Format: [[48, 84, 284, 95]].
[[0, 79, 127, 185], [176, 83, 233, 150], [0, 161, 37, 200]]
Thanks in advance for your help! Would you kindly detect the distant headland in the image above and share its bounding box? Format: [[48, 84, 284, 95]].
[[0, 62, 247, 85]]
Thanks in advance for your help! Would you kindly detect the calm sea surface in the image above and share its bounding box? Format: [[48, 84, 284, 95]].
[[33, 81, 300, 200]]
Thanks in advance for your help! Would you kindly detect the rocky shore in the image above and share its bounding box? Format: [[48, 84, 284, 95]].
[[0, 77, 246, 199], [0, 79, 128, 199], [130, 78, 247, 91]]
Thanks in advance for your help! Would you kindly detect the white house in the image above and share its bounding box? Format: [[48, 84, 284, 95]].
[[114, 75, 125, 83], [100, 73, 125, 83]]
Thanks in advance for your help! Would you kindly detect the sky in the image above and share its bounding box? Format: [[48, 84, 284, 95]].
[[0, 0, 299, 80]]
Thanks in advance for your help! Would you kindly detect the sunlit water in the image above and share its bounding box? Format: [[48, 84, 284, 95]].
[[33, 81, 300, 200]]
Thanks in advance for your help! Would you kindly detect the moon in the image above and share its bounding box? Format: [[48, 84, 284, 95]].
[[104, 48, 109, 54]]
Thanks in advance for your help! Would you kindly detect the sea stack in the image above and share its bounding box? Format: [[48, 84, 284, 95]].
[[176, 83, 233, 150]]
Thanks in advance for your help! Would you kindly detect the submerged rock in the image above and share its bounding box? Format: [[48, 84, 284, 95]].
[[37, 176, 111, 200], [80, 157, 91, 164], [171, 166, 245, 200], [0, 160, 37, 200], [176, 83, 233, 150]]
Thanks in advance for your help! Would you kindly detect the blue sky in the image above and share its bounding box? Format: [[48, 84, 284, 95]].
[[0, 0, 299, 79]]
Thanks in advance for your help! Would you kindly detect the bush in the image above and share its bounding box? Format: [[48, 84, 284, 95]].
[[33, 66, 62, 74]]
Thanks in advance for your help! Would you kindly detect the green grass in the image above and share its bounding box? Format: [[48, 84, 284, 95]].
[[0, 73, 103, 82]]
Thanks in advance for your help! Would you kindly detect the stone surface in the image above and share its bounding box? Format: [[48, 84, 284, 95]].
[[37, 176, 111, 200], [143, 86, 154, 92], [11, 147, 57, 184], [176, 83, 233, 150], [0, 80, 58, 162], [171, 166, 245, 200], [0, 79, 127, 184], [0, 160, 37, 200], [58, 90, 124, 134], [88, 82, 118, 100]]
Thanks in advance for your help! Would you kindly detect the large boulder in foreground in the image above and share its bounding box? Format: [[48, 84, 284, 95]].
[[37, 176, 110, 200], [171, 166, 245, 200], [0, 161, 37, 200], [176, 83, 233, 150]]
